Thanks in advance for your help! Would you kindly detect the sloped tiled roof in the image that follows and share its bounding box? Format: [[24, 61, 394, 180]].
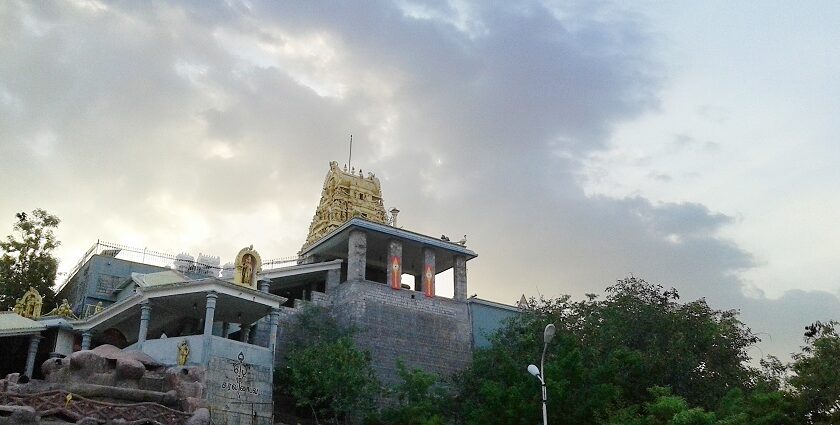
[[133, 270, 190, 288], [0, 311, 46, 337]]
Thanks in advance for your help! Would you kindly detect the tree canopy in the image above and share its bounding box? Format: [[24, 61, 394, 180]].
[[453, 277, 783, 424], [0, 209, 61, 311]]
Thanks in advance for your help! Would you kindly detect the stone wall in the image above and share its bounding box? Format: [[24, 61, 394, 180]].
[[329, 280, 472, 385], [267, 280, 472, 385]]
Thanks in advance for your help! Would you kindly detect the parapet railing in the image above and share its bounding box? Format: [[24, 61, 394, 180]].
[[57, 240, 302, 293]]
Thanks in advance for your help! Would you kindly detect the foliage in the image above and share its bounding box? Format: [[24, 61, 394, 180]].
[[0, 209, 60, 311], [278, 305, 379, 424], [286, 336, 380, 424], [454, 277, 763, 424], [378, 361, 451, 425], [789, 321, 840, 424], [605, 387, 717, 425]]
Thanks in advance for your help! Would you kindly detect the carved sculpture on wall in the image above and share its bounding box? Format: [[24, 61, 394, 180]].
[[13, 287, 43, 319], [233, 245, 262, 288]]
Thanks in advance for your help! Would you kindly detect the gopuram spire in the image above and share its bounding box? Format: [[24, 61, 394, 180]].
[[301, 161, 388, 251]]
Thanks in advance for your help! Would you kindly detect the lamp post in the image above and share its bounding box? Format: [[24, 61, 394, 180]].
[[528, 323, 556, 425]]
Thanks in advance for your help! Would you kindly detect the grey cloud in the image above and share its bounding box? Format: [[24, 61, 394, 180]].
[[0, 0, 835, 362], [670, 134, 720, 152]]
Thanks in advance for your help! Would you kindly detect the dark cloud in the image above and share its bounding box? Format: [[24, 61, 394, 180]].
[[0, 0, 835, 361]]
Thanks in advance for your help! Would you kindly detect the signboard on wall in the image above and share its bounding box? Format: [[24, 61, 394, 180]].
[[206, 351, 273, 425]]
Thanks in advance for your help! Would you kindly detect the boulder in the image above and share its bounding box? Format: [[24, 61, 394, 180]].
[[0, 406, 38, 425], [40, 357, 64, 379], [69, 351, 110, 376], [114, 358, 145, 381], [185, 408, 210, 425]]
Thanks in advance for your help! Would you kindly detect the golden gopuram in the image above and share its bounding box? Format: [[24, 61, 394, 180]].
[[302, 161, 388, 250]]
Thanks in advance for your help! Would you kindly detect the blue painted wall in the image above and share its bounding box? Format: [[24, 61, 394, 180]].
[[57, 255, 167, 317], [468, 300, 520, 349]]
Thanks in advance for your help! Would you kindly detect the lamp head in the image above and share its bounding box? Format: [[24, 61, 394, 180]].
[[544, 323, 556, 344], [527, 364, 540, 377]]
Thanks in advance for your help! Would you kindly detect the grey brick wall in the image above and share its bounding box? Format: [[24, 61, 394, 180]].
[[330, 280, 471, 385], [270, 281, 472, 386]]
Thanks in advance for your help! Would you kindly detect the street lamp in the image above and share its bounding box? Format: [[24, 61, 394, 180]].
[[527, 323, 556, 425]]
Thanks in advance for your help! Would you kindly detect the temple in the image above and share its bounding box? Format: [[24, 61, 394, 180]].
[[0, 161, 520, 425]]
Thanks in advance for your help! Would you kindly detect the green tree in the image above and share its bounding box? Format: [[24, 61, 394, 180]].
[[0, 209, 61, 311], [606, 387, 717, 425], [286, 337, 380, 424], [789, 321, 840, 424], [454, 277, 761, 424], [379, 361, 451, 425], [278, 305, 379, 424]]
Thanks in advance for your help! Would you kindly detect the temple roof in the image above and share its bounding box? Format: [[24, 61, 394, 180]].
[[0, 311, 47, 337], [301, 217, 477, 274]]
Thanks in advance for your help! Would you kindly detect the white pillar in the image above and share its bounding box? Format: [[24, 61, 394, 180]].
[[203, 292, 218, 337], [268, 309, 280, 352], [138, 301, 151, 348], [203, 291, 218, 364], [240, 324, 251, 343], [347, 229, 367, 281], [81, 330, 92, 351], [24, 334, 42, 377]]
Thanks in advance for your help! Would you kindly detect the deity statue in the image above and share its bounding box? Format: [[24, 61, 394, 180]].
[[177, 340, 190, 366], [15, 287, 43, 318], [241, 255, 254, 285], [13, 298, 24, 315], [233, 246, 262, 288], [46, 298, 78, 319]]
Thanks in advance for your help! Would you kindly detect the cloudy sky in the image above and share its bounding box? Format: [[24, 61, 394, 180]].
[[1, 0, 838, 361]]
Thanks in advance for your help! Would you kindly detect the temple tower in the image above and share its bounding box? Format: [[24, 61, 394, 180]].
[[301, 161, 388, 251]]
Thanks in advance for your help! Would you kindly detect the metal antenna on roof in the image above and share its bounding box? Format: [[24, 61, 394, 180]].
[[348, 134, 353, 171]]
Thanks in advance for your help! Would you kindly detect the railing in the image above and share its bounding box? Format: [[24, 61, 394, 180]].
[[260, 255, 301, 271], [57, 240, 303, 293]]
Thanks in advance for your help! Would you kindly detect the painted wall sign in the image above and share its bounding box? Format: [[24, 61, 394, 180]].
[[423, 264, 435, 297], [389, 255, 402, 290]]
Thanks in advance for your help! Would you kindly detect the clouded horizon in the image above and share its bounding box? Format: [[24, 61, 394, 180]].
[[2, 0, 838, 362]]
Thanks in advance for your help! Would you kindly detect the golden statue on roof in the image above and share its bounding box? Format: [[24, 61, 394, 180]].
[[302, 161, 388, 250], [13, 287, 43, 319], [45, 298, 78, 319]]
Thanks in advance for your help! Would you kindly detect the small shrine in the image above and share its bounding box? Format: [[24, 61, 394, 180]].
[[234, 245, 262, 288]]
